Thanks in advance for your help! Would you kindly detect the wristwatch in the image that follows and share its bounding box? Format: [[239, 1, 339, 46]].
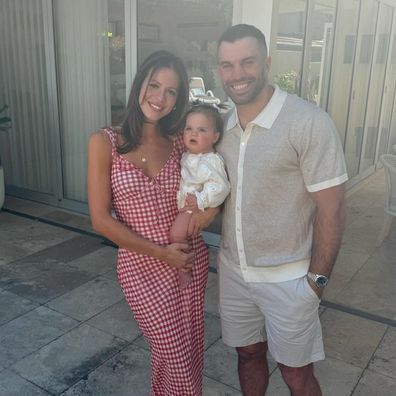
[[307, 272, 329, 288]]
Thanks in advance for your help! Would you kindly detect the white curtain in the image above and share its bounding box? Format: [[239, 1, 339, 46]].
[[0, 0, 55, 194], [54, 0, 110, 202]]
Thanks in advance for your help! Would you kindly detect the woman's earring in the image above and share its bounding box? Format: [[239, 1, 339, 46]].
[[173, 106, 176, 111]]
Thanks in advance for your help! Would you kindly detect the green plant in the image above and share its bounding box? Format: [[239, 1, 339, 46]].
[[273, 70, 298, 94], [0, 104, 11, 166]]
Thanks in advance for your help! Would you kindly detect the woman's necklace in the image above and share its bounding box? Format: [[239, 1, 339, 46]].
[[141, 155, 147, 163]]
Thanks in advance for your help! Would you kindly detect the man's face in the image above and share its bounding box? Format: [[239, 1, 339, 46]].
[[217, 37, 270, 105]]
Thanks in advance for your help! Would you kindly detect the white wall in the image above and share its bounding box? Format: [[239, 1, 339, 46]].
[[234, 0, 274, 45]]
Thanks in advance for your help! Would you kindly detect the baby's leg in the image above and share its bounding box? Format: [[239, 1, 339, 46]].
[[170, 211, 192, 243], [169, 211, 193, 289]]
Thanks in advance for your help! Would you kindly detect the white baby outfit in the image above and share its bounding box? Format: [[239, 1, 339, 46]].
[[177, 151, 230, 211]]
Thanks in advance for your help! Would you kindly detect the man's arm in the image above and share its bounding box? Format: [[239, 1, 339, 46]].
[[308, 183, 346, 296]]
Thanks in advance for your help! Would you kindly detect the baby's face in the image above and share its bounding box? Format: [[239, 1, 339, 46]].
[[183, 112, 220, 154]]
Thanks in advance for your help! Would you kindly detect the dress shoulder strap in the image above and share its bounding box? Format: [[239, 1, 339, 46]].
[[102, 127, 119, 157]]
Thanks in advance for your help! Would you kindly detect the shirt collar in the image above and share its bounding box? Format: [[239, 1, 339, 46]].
[[225, 85, 288, 131]]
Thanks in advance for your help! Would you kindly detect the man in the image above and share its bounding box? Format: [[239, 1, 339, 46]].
[[215, 24, 347, 396]]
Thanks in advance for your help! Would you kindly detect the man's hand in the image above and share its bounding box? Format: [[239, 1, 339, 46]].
[[187, 206, 220, 237], [307, 277, 323, 299], [180, 193, 199, 213]]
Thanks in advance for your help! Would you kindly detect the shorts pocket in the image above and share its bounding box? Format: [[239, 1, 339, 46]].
[[303, 276, 321, 302]]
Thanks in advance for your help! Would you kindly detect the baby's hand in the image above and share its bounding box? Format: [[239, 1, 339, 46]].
[[185, 194, 198, 208]]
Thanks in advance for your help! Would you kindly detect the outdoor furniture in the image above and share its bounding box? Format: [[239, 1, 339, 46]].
[[189, 77, 221, 106], [376, 154, 396, 246]]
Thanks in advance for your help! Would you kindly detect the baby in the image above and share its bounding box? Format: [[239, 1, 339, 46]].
[[170, 104, 230, 289]]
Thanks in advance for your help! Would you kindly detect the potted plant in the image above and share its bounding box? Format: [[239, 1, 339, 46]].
[[0, 104, 11, 209]]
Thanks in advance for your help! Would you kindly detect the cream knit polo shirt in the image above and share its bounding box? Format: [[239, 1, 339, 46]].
[[216, 86, 348, 283]]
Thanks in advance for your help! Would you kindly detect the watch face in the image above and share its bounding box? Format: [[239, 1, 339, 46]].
[[316, 275, 328, 287]]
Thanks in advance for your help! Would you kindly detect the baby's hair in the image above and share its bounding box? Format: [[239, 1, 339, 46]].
[[184, 104, 224, 144]]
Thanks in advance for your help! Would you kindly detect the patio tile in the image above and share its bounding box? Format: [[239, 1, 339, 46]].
[[352, 369, 396, 395], [3, 196, 55, 218], [323, 250, 370, 301], [85, 299, 140, 342], [321, 308, 387, 368], [0, 212, 77, 252], [60, 344, 151, 396], [266, 357, 362, 396], [203, 376, 242, 395], [1, 235, 102, 283], [46, 276, 124, 321], [0, 369, 51, 396], [7, 263, 95, 304], [205, 272, 219, 317], [334, 251, 396, 318], [204, 312, 222, 350], [204, 339, 241, 390], [42, 209, 93, 233], [67, 246, 117, 276], [0, 239, 32, 266], [368, 327, 396, 379], [0, 306, 78, 367], [0, 290, 38, 326], [204, 338, 278, 392], [12, 324, 128, 395]]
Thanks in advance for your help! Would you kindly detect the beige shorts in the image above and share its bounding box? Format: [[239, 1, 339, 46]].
[[218, 263, 325, 367]]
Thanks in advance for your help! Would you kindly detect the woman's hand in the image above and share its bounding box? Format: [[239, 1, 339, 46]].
[[159, 243, 195, 271]]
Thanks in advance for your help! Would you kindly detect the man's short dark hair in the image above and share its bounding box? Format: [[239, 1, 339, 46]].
[[218, 24, 267, 55]]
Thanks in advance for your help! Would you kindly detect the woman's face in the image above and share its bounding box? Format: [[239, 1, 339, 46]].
[[139, 67, 180, 124]]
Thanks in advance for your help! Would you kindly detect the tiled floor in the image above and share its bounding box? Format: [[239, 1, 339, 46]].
[[0, 169, 395, 395]]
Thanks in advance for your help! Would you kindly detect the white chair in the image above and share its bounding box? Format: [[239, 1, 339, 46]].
[[376, 154, 396, 246]]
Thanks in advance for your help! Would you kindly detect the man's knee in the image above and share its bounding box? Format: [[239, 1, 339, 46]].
[[236, 342, 267, 363], [278, 362, 313, 391]]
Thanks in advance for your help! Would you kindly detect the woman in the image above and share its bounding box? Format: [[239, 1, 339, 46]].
[[88, 51, 216, 395]]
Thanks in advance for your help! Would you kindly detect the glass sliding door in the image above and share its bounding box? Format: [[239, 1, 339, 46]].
[[359, 3, 393, 173], [301, 0, 336, 109], [269, 0, 308, 95], [0, 0, 59, 202], [343, 0, 379, 178], [137, 0, 233, 103], [327, 0, 360, 145], [375, 12, 396, 161], [54, 0, 111, 207]]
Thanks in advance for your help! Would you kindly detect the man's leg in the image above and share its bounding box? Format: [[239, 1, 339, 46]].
[[278, 362, 321, 396], [236, 341, 269, 396]]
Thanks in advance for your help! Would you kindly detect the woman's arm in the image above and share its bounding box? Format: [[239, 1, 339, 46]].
[[87, 131, 194, 270]]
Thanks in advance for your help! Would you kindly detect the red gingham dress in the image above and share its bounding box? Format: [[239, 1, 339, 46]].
[[105, 128, 209, 396]]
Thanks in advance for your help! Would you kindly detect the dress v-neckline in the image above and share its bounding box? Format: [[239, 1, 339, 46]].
[[118, 140, 177, 180]]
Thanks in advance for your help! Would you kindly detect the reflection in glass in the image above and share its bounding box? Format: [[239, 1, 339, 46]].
[[327, 0, 360, 146], [360, 4, 393, 172], [108, 0, 126, 125], [137, 0, 232, 103], [270, 0, 307, 95], [344, 0, 379, 178], [303, 0, 336, 108], [382, 35, 396, 153]]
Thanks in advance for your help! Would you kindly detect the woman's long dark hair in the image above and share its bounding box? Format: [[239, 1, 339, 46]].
[[118, 51, 189, 154]]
